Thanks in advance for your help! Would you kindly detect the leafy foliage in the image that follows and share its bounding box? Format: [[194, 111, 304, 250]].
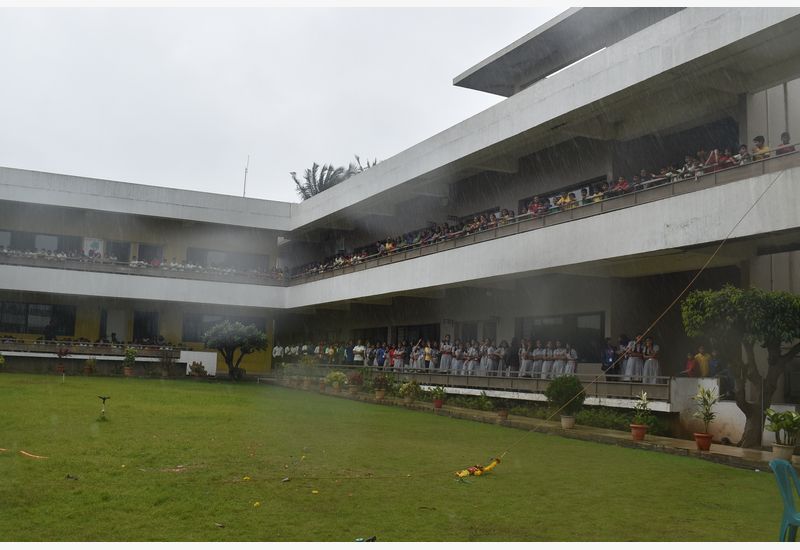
[[692, 385, 719, 433], [325, 371, 347, 385], [202, 321, 268, 380], [765, 409, 800, 446], [682, 285, 800, 447], [682, 285, 800, 346], [291, 163, 347, 200], [631, 391, 654, 425], [544, 375, 585, 416]]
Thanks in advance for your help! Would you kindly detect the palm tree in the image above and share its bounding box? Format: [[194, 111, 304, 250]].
[[347, 155, 378, 176], [291, 163, 347, 200]]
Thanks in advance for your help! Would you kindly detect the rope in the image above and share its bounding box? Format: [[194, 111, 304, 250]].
[[496, 169, 787, 458]]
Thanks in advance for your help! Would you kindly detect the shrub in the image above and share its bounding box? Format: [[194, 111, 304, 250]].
[[325, 371, 347, 385], [544, 375, 585, 416], [575, 407, 632, 431], [398, 380, 421, 399]]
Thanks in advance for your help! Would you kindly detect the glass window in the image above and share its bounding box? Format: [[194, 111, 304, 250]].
[[0, 302, 27, 332], [27, 304, 52, 332], [0, 230, 10, 249], [34, 234, 59, 252]]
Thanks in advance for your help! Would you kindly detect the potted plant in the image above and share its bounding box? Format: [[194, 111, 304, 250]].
[[544, 375, 585, 429], [56, 346, 70, 374], [318, 377, 326, 392], [630, 391, 653, 441], [189, 361, 206, 377], [83, 357, 96, 376], [398, 380, 421, 404], [429, 385, 446, 410], [372, 373, 389, 400], [347, 370, 364, 395], [766, 408, 800, 460], [692, 385, 719, 451], [325, 371, 347, 392], [122, 347, 137, 377]]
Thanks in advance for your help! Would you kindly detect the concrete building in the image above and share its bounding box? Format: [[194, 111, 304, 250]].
[[1, 7, 799, 439]]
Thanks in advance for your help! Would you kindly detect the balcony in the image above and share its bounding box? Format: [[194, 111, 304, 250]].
[[0, 253, 287, 287], [289, 149, 800, 286]]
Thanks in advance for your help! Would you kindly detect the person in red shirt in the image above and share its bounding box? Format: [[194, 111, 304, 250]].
[[776, 132, 796, 155], [681, 352, 698, 377]]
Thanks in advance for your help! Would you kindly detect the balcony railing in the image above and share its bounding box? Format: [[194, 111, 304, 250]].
[[289, 148, 800, 285], [0, 338, 184, 359], [276, 363, 672, 403], [0, 253, 288, 287]]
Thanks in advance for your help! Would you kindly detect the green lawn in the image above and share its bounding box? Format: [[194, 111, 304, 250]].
[[0, 373, 783, 541]]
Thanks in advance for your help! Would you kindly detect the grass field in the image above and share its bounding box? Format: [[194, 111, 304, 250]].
[[0, 373, 783, 541]]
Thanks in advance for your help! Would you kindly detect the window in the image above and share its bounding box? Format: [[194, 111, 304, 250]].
[[0, 302, 75, 335], [0, 302, 27, 332], [34, 234, 59, 252], [0, 230, 10, 249], [137, 244, 163, 262], [518, 311, 605, 362], [182, 313, 267, 342], [107, 241, 131, 262]]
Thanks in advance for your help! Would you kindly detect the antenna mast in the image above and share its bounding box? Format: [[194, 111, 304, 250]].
[[243, 155, 250, 197]]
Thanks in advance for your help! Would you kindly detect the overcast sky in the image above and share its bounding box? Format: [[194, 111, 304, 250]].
[[0, 6, 566, 203]]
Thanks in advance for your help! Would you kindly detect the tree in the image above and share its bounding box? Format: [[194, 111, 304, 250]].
[[291, 163, 347, 200], [682, 285, 800, 448], [203, 321, 268, 381], [347, 154, 378, 176]]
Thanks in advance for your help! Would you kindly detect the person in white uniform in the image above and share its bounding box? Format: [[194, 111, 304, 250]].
[[642, 336, 660, 384]]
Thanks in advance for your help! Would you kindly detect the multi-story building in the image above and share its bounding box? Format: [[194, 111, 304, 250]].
[[1, 7, 799, 433]]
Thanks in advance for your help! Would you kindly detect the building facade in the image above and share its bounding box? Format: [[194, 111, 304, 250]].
[[1, 8, 800, 434]]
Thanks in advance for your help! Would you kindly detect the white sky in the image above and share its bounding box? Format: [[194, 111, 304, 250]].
[[0, 5, 567, 203]]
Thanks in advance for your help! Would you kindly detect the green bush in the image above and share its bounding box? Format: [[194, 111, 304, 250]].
[[544, 375, 585, 416], [575, 406, 671, 436], [575, 407, 631, 431]]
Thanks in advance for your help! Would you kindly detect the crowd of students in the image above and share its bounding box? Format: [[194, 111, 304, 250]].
[[274, 336, 583, 379], [0, 245, 287, 281], [291, 133, 797, 279]]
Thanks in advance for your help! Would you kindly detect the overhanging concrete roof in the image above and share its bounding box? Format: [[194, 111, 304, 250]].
[[0, 166, 294, 232], [453, 7, 684, 97]]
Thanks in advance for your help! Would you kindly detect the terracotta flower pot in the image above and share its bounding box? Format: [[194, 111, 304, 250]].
[[123, 366, 134, 377], [374, 389, 386, 400], [318, 380, 326, 392], [348, 385, 359, 395], [630, 423, 648, 441], [433, 398, 443, 410], [56, 364, 65, 374], [332, 382, 341, 393], [403, 395, 414, 405], [83, 366, 93, 376], [694, 432, 713, 451], [302, 379, 311, 390], [497, 409, 509, 421], [561, 415, 575, 429], [773, 443, 795, 461]]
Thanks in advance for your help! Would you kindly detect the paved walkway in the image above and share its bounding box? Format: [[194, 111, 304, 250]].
[[269, 379, 787, 471]]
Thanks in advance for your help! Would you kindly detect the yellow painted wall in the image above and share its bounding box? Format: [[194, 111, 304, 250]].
[[0, 290, 275, 373]]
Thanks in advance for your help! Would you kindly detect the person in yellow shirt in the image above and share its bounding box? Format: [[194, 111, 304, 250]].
[[752, 135, 771, 160], [694, 345, 712, 377]]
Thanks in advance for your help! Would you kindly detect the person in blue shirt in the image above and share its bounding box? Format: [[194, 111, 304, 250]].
[[600, 337, 617, 379]]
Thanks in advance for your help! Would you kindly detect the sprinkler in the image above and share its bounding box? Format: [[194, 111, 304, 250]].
[[98, 395, 110, 417]]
